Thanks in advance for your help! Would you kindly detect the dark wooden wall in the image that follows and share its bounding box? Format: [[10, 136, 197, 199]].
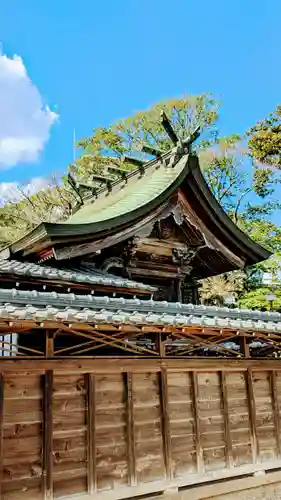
[[1, 359, 281, 499]]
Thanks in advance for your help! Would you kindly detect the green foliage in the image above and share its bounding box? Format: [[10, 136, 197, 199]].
[[248, 105, 281, 167], [238, 287, 281, 311], [200, 136, 248, 214], [238, 217, 281, 254], [73, 94, 220, 180], [0, 182, 75, 246], [253, 167, 277, 198], [200, 271, 246, 306]]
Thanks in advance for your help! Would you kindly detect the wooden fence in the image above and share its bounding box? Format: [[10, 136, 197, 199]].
[[1, 358, 281, 499]]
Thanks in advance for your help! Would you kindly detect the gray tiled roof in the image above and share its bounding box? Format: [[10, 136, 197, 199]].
[[0, 259, 155, 292], [0, 288, 281, 332]]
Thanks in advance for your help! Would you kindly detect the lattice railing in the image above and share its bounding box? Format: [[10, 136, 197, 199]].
[[0, 320, 280, 359]]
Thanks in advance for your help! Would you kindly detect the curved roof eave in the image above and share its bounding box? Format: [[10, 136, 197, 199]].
[[182, 155, 271, 264]]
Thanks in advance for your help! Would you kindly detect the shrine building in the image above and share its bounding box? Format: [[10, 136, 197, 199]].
[[0, 116, 281, 500]]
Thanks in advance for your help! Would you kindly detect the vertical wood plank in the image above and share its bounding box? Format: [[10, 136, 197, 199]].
[[176, 279, 183, 302], [45, 331, 54, 357], [270, 370, 281, 458], [239, 333, 249, 358], [156, 332, 165, 357], [125, 372, 136, 486], [86, 373, 96, 493], [191, 371, 204, 472], [220, 371, 233, 468], [159, 369, 172, 480], [245, 369, 259, 464], [0, 373, 4, 500], [44, 370, 53, 500]]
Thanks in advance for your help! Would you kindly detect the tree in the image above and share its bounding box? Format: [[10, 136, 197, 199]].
[[248, 105, 281, 168], [238, 286, 281, 311], [228, 106, 281, 310], [72, 94, 220, 179], [0, 179, 75, 246], [200, 271, 246, 306], [199, 136, 281, 308]]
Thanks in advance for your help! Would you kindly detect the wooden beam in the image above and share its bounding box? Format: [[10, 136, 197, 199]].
[[156, 332, 165, 357], [0, 318, 279, 340], [270, 371, 281, 458], [191, 372, 204, 473], [3, 357, 281, 374], [86, 373, 97, 493], [182, 125, 201, 149], [121, 155, 145, 168], [159, 369, 172, 479], [124, 372, 136, 486], [220, 371, 233, 468], [161, 111, 178, 145], [245, 369, 259, 464], [0, 373, 4, 499], [142, 145, 164, 157], [46, 331, 54, 357], [239, 333, 249, 358], [44, 370, 53, 500]]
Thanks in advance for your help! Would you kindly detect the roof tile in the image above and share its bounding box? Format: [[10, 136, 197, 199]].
[[0, 259, 156, 292], [0, 286, 280, 333]]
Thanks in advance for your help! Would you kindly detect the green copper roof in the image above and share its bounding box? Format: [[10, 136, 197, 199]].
[[66, 154, 189, 225]]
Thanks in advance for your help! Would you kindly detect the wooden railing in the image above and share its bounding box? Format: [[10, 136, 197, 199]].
[[0, 320, 280, 359]]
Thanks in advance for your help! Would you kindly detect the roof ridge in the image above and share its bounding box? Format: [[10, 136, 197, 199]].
[[69, 111, 201, 207], [74, 148, 175, 207]]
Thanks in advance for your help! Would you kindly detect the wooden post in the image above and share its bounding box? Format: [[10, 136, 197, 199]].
[[44, 370, 53, 500], [156, 332, 165, 358], [0, 373, 4, 499], [176, 279, 183, 302], [270, 371, 281, 458], [86, 374, 96, 493], [245, 369, 259, 464], [192, 285, 200, 305], [125, 372, 136, 486], [239, 333, 249, 358], [220, 371, 233, 468], [46, 331, 54, 357], [191, 372, 204, 472], [159, 369, 172, 480]]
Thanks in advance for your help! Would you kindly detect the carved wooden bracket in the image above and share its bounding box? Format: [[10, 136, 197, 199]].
[[172, 245, 205, 276], [100, 238, 139, 275], [122, 237, 138, 265], [100, 257, 124, 273]]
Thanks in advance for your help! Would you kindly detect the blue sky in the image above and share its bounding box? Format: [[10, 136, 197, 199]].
[[0, 0, 280, 192]]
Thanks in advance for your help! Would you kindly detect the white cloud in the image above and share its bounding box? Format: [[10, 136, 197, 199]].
[[0, 50, 58, 168], [0, 177, 51, 206]]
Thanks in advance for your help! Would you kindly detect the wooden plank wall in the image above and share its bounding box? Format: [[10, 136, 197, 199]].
[[1, 363, 281, 499]]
